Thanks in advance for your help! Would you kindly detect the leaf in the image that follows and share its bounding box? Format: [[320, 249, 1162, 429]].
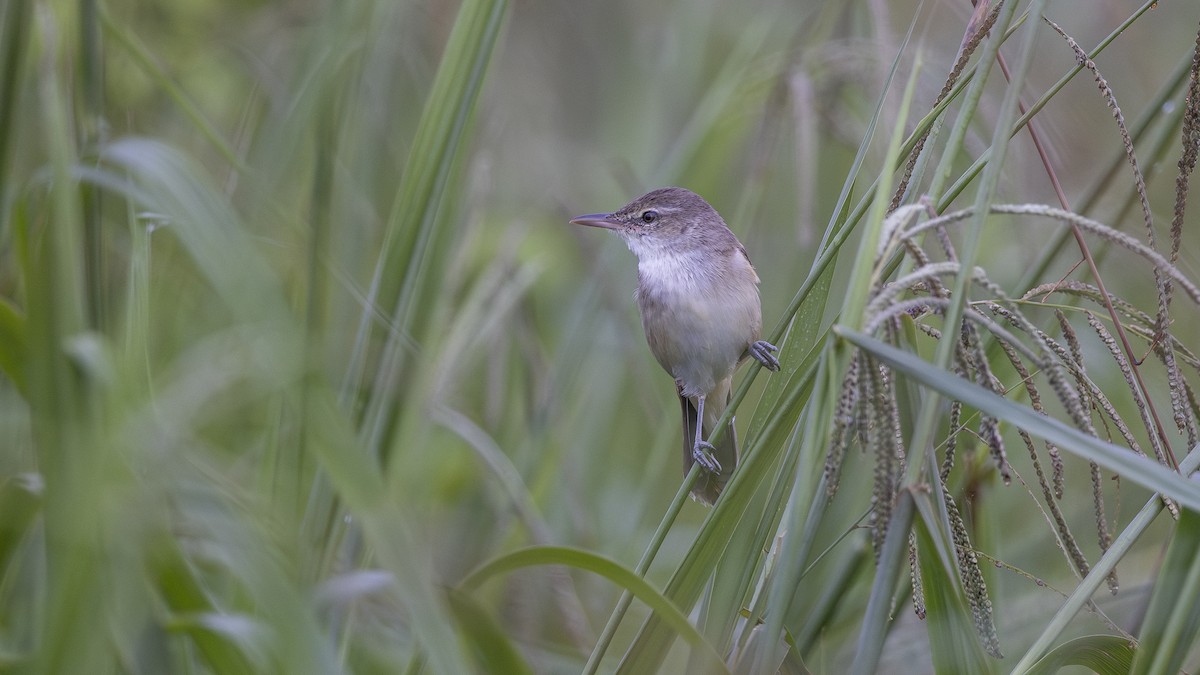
[[1130, 507, 1200, 675], [150, 536, 262, 674], [0, 474, 41, 575], [1011, 448, 1200, 673], [446, 588, 534, 675], [461, 545, 729, 674], [837, 328, 1200, 510], [0, 298, 27, 395], [912, 492, 994, 674], [1025, 635, 1135, 675]]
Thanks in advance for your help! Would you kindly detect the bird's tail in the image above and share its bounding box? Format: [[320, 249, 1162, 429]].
[[681, 378, 737, 505]]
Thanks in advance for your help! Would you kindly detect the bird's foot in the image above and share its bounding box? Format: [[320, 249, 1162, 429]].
[[692, 441, 723, 474], [749, 340, 781, 371]]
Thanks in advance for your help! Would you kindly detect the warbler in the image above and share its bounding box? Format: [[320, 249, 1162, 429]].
[[571, 187, 780, 503]]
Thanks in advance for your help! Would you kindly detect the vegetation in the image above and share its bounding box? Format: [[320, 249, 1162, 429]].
[[3, 0, 1200, 672]]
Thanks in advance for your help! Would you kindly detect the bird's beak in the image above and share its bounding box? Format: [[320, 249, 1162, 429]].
[[569, 213, 621, 230]]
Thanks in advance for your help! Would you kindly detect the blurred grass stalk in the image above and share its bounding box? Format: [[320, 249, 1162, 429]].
[[26, 4, 97, 672], [5, 0, 509, 672]]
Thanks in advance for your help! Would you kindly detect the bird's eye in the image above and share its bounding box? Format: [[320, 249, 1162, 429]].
[[641, 210, 658, 224]]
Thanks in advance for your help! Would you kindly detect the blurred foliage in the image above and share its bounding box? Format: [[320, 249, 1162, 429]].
[[2, 0, 1200, 673]]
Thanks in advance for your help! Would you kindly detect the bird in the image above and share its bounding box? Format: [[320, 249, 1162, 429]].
[[570, 187, 780, 504]]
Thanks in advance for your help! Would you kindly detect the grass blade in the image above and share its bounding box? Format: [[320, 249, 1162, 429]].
[[1026, 636, 1136, 675], [1130, 507, 1200, 674], [839, 328, 1200, 507], [462, 545, 730, 674]]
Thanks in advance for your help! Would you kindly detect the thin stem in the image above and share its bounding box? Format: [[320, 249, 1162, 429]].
[[582, 467, 700, 675]]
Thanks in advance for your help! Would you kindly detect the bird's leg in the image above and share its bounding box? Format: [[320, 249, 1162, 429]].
[[748, 340, 781, 371], [691, 394, 722, 474]]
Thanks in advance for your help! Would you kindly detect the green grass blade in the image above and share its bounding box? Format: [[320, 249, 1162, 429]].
[[744, 387, 833, 672], [0, 0, 31, 201], [936, 0, 1163, 211], [445, 588, 535, 675], [26, 12, 97, 671], [304, 392, 474, 674], [1012, 447, 1200, 673], [850, 490, 916, 675], [1026, 636, 1136, 675], [615, 357, 821, 674], [912, 492, 993, 674], [94, 134, 474, 671], [835, 26, 928, 675], [348, 0, 508, 416], [150, 536, 262, 674], [839, 328, 1200, 507], [99, 139, 290, 325], [583, 466, 698, 674], [0, 298, 27, 396], [461, 545, 730, 674], [99, 5, 244, 170], [1130, 507, 1200, 675], [0, 474, 40, 584]]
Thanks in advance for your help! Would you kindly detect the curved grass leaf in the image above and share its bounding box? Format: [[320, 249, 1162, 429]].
[[461, 545, 729, 674], [1026, 635, 1135, 675]]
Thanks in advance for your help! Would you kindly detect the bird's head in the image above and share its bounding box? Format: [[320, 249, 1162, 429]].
[[569, 187, 727, 258]]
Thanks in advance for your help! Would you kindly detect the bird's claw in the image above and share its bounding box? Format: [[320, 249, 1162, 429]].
[[750, 340, 781, 371], [692, 441, 723, 474]]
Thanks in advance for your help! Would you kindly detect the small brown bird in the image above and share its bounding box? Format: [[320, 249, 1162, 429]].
[[571, 187, 780, 504]]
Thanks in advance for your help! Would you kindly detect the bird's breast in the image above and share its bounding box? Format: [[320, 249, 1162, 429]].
[[634, 250, 762, 397]]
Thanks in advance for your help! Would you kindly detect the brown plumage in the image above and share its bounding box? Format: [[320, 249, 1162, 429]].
[[571, 187, 780, 504]]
